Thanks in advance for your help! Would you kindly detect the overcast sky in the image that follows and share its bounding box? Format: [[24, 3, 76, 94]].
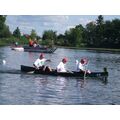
[[6, 15, 120, 36]]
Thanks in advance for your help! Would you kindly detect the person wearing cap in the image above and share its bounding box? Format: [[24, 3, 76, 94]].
[[33, 53, 51, 70], [76, 58, 91, 73], [29, 38, 34, 47], [57, 57, 68, 72]]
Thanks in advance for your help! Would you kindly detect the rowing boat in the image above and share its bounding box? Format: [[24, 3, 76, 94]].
[[11, 46, 24, 51], [21, 65, 108, 78], [23, 45, 57, 53], [11, 45, 57, 53]]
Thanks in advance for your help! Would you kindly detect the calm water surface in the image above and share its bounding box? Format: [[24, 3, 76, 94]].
[[0, 46, 120, 105]]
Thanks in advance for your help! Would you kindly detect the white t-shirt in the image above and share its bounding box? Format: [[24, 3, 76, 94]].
[[57, 62, 67, 72], [34, 58, 46, 68], [76, 60, 85, 72]]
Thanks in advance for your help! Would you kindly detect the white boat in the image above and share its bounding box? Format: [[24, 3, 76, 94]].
[[11, 46, 24, 51]]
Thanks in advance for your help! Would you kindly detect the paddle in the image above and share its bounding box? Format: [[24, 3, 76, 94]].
[[83, 58, 89, 80], [27, 71, 35, 74], [27, 67, 37, 74]]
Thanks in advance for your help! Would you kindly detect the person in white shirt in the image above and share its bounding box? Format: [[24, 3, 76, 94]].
[[57, 57, 68, 72], [33, 53, 50, 70], [76, 58, 91, 73]]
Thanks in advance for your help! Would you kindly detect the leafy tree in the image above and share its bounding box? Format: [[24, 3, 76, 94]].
[[42, 30, 57, 46], [65, 24, 84, 47], [0, 25, 11, 37], [57, 34, 66, 45], [0, 15, 6, 30], [30, 29, 37, 39], [0, 15, 11, 38], [13, 27, 21, 38], [96, 15, 104, 26], [84, 21, 96, 47]]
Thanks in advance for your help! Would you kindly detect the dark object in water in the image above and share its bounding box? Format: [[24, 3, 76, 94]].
[[21, 65, 108, 78], [23, 45, 57, 53]]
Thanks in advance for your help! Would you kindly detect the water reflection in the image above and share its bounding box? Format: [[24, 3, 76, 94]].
[[76, 78, 86, 88], [0, 47, 120, 104]]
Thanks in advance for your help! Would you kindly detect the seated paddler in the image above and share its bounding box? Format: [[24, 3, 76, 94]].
[[33, 53, 51, 71], [76, 58, 91, 74], [56, 57, 68, 72]]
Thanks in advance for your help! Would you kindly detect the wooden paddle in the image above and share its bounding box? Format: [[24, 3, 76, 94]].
[[83, 59, 89, 80]]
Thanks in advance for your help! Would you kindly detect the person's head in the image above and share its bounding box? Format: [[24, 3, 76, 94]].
[[39, 53, 44, 59], [80, 58, 88, 65], [62, 57, 68, 64]]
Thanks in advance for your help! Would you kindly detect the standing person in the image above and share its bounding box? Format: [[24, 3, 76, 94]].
[[29, 38, 34, 47], [76, 58, 91, 73], [33, 38, 38, 47], [33, 53, 51, 70], [57, 57, 68, 72], [14, 41, 18, 47]]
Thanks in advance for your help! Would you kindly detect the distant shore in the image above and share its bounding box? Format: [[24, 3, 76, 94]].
[[0, 39, 120, 52], [57, 46, 120, 52]]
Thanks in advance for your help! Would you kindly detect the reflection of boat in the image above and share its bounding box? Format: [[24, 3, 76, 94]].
[[21, 65, 108, 78], [23, 45, 57, 53], [11, 46, 24, 51]]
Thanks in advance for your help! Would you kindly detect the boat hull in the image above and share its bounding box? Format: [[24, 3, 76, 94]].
[[11, 46, 24, 51], [23, 46, 57, 53], [21, 65, 108, 78]]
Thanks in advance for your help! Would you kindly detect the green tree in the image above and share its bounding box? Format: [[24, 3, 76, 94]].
[[13, 27, 21, 38], [0, 15, 6, 30], [57, 34, 66, 46], [96, 15, 104, 26], [30, 29, 37, 39], [84, 21, 96, 47], [94, 15, 105, 47], [0, 25, 11, 37], [0, 15, 11, 38], [42, 30, 57, 46], [65, 24, 84, 47], [111, 19, 120, 48]]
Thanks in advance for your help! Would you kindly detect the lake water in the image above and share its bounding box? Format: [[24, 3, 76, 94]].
[[0, 46, 120, 105]]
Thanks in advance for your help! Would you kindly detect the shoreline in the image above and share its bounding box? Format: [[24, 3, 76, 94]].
[[0, 44, 120, 52], [57, 46, 120, 52]]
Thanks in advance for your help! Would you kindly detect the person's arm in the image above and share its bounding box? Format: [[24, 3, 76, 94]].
[[33, 63, 39, 69]]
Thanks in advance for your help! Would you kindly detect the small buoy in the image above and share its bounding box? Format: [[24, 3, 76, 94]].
[[2, 60, 6, 65]]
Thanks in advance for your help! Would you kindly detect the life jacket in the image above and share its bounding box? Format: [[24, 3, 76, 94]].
[[29, 39, 34, 46]]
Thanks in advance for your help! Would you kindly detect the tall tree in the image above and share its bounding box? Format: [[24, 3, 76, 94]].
[[42, 30, 57, 46], [30, 29, 37, 39], [65, 24, 84, 47], [13, 27, 21, 38], [84, 21, 96, 47], [96, 15, 104, 26], [0, 15, 6, 30], [95, 15, 105, 47], [0, 15, 11, 38]]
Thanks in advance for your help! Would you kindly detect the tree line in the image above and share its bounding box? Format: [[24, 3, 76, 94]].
[[0, 15, 120, 48]]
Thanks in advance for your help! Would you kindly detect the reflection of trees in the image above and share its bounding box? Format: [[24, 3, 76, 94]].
[[0, 47, 6, 64]]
